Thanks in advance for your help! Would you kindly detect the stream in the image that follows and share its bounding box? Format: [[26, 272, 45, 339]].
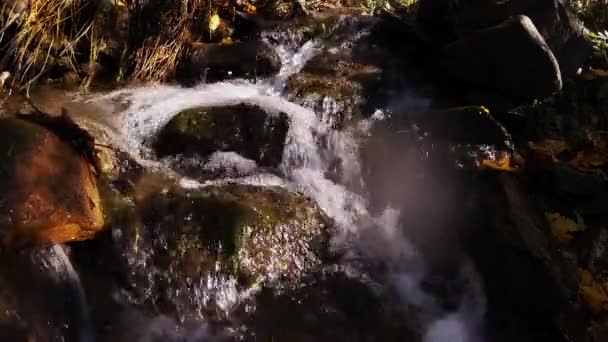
[[1, 13, 513, 342]]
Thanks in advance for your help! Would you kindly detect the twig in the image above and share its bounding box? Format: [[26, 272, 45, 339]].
[[23, 94, 46, 115]]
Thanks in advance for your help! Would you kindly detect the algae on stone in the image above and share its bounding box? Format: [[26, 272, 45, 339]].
[[154, 104, 288, 167]]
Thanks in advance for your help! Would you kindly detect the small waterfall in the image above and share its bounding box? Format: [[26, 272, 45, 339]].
[[29, 245, 95, 342], [77, 18, 487, 342]]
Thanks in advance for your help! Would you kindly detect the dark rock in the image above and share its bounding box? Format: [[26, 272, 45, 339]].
[[586, 227, 608, 276], [477, 174, 589, 341], [418, 0, 592, 78], [414, 106, 512, 146], [442, 15, 562, 100], [246, 272, 415, 341], [0, 245, 92, 342], [577, 192, 608, 218], [552, 164, 607, 197], [0, 118, 104, 248], [178, 41, 281, 83], [154, 104, 289, 168]]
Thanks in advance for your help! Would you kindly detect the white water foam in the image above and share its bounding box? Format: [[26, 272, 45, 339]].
[[80, 19, 486, 342]]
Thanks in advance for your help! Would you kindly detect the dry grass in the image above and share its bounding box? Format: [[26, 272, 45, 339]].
[[124, 0, 200, 82], [0, 0, 290, 88], [0, 0, 98, 91]]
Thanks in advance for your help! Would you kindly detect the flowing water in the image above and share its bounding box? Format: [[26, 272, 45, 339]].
[[54, 15, 488, 342]]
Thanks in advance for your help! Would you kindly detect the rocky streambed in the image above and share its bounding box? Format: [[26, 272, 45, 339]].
[[0, 1, 608, 341]]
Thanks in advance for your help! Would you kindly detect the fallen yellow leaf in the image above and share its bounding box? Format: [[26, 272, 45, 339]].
[[244, 4, 256, 14], [479, 151, 520, 172], [208, 14, 220, 32], [220, 37, 233, 45], [480, 158, 518, 172], [578, 269, 608, 313], [528, 139, 568, 158], [570, 150, 608, 170], [545, 212, 586, 241]]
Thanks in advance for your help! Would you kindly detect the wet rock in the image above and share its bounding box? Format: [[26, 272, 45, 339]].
[[414, 106, 512, 146], [245, 272, 415, 341], [104, 180, 333, 320], [140, 183, 332, 283], [287, 72, 365, 128], [477, 174, 588, 341], [418, 0, 592, 78], [442, 15, 562, 100], [178, 42, 281, 83], [0, 245, 92, 342], [154, 104, 289, 168], [0, 118, 104, 248]]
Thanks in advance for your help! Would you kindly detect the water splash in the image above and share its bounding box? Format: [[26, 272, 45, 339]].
[[78, 18, 487, 342]]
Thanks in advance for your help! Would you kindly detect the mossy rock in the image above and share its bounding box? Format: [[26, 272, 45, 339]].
[[286, 72, 364, 128], [0, 118, 104, 248], [139, 184, 332, 282], [154, 104, 289, 167], [105, 179, 334, 319]]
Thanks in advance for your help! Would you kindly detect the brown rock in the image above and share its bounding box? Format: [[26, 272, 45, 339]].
[[0, 118, 104, 247]]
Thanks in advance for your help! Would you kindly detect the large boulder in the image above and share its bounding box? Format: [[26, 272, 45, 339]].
[[442, 15, 562, 100], [476, 173, 596, 341], [154, 104, 289, 168], [0, 118, 104, 248], [418, 0, 592, 78], [89, 178, 334, 322]]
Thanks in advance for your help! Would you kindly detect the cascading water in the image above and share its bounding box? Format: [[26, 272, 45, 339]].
[[75, 16, 487, 342]]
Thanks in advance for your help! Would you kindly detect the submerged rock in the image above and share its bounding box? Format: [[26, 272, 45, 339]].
[[418, 0, 592, 78], [442, 15, 562, 100], [98, 179, 334, 321], [154, 104, 289, 168], [0, 118, 104, 248], [287, 72, 366, 128]]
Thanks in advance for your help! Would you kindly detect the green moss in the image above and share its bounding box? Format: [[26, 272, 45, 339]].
[[132, 182, 331, 288], [155, 105, 288, 167]]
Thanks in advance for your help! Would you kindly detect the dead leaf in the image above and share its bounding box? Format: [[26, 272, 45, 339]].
[[528, 139, 568, 159], [208, 14, 220, 32], [570, 150, 608, 170], [480, 153, 519, 172], [545, 212, 586, 241], [244, 3, 256, 14], [578, 269, 608, 313], [220, 37, 233, 45]]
